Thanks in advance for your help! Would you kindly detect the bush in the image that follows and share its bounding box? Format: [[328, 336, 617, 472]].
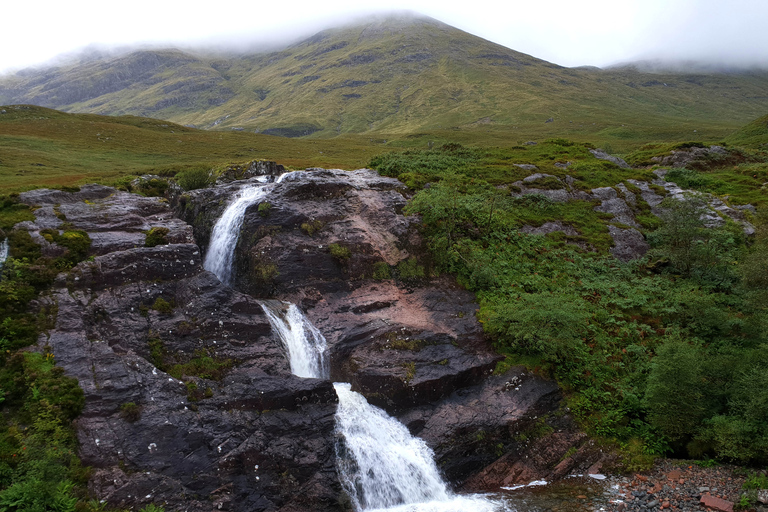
[[258, 202, 271, 217], [396, 257, 425, 281], [151, 297, 174, 314], [372, 261, 391, 280], [329, 243, 351, 261], [176, 168, 212, 191], [144, 227, 169, 247], [119, 402, 142, 422]]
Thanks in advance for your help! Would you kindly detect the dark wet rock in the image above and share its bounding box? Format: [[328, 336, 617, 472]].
[[590, 149, 630, 169], [21, 186, 341, 512], [218, 160, 286, 184], [399, 369, 562, 484]]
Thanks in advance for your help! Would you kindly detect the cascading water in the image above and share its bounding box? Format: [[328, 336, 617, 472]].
[[203, 174, 288, 285], [0, 238, 8, 270], [262, 303, 507, 512], [261, 302, 328, 379], [207, 174, 509, 512]]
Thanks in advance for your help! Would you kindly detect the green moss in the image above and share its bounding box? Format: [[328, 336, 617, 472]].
[[396, 257, 425, 281], [145, 226, 170, 247], [300, 219, 324, 236], [151, 297, 174, 314], [401, 361, 416, 384], [258, 201, 271, 217], [372, 261, 392, 279], [329, 243, 351, 261]]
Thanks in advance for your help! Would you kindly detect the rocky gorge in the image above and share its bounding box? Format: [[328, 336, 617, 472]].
[[12, 153, 760, 511]]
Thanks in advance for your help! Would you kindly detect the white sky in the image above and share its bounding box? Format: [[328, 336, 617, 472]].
[[2, 0, 768, 73]]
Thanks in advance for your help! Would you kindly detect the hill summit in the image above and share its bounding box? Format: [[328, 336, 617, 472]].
[[1, 12, 767, 141]]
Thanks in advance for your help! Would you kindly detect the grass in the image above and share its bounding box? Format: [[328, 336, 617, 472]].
[[2, 14, 767, 152], [0, 105, 385, 193]]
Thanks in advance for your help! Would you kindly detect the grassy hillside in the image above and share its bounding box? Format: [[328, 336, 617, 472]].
[[0, 105, 384, 192], [2, 14, 768, 150]]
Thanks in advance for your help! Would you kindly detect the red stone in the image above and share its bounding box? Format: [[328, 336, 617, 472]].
[[667, 469, 682, 480], [700, 493, 734, 512]]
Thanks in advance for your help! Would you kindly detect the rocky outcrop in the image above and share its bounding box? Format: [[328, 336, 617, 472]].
[[650, 145, 728, 169], [182, 167, 580, 486], [13, 168, 604, 509], [18, 186, 341, 512]]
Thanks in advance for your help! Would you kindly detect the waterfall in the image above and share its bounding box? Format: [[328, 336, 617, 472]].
[[334, 382, 450, 508], [262, 303, 507, 512], [203, 174, 289, 285], [207, 177, 508, 512], [261, 302, 328, 379], [0, 238, 8, 270]]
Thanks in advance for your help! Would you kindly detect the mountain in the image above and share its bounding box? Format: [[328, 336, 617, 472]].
[[2, 13, 768, 143]]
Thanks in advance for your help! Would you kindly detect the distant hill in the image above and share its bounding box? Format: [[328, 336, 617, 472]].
[[726, 113, 768, 147], [2, 13, 768, 143]]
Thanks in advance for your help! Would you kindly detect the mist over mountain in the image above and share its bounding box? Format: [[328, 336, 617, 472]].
[[1, 12, 767, 139]]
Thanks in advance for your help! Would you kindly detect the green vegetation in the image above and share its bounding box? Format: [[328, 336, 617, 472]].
[[175, 167, 212, 191], [328, 243, 351, 261], [0, 105, 382, 193], [371, 261, 392, 280], [119, 402, 142, 423], [257, 201, 272, 217], [375, 139, 768, 465], [144, 226, 169, 247], [300, 219, 324, 236], [151, 297, 174, 314]]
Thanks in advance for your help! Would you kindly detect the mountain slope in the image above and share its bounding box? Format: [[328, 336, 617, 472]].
[[2, 13, 768, 143]]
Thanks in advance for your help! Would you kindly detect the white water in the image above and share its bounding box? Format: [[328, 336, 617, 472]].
[[203, 174, 288, 285], [0, 238, 8, 270], [207, 176, 508, 512], [261, 302, 328, 379], [268, 305, 507, 512]]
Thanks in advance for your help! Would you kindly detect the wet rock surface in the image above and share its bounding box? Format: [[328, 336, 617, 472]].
[[183, 168, 580, 490], [15, 169, 604, 510], [19, 186, 341, 512]]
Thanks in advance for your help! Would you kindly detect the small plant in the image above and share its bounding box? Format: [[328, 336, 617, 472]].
[[145, 227, 169, 247], [119, 402, 142, 422], [396, 257, 425, 281], [329, 243, 351, 261], [372, 261, 391, 279], [151, 297, 174, 314], [258, 201, 271, 217], [401, 361, 416, 384], [176, 167, 212, 191], [300, 219, 324, 236]]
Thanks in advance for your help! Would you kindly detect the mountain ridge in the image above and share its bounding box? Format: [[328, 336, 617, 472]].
[[2, 12, 767, 143]]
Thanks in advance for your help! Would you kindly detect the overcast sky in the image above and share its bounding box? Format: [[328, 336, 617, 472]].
[[2, 0, 767, 74]]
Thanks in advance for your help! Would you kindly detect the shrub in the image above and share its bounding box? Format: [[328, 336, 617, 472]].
[[176, 168, 212, 191], [145, 227, 169, 247], [257, 202, 271, 217], [329, 243, 351, 261], [300, 220, 324, 236], [372, 261, 391, 280], [151, 297, 174, 314], [119, 402, 142, 422], [396, 257, 425, 281]]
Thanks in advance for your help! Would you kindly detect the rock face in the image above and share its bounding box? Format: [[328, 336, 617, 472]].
[[19, 186, 341, 512], [181, 168, 583, 491], [14, 169, 598, 510]]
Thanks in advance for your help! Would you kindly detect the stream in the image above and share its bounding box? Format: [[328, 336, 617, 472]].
[[203, 175, 613, 512]]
